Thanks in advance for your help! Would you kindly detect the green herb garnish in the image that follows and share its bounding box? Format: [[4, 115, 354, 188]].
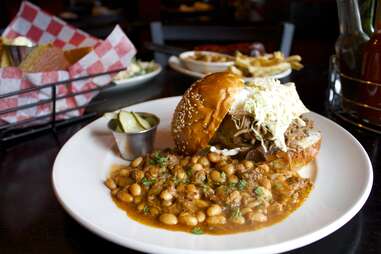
[[141, 177, 156, 187], [231, 207, 242, 218], [237, 179, 247, 190], [149, 152, 168, 167], [143, 205, 150, 215], [186, 166, 193, 177], [191, 227, 204, 235], [255, 186, 265, 197]]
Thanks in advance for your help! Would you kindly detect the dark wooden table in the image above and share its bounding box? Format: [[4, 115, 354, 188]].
[[1, 66, 380, 254]]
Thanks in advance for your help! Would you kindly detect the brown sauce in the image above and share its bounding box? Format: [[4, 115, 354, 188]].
[[106, 153, 315, 235]]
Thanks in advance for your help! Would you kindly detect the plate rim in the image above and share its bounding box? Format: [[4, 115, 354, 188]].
[[111, 63, 162, 87], [52, 96, 373, 254]]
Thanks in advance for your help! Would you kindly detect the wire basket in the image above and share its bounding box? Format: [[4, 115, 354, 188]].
[[327, 56, 381, 134], [0, 69, 122, 145]]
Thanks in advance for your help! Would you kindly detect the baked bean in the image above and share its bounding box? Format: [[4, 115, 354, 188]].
[[134, 196, 142, 204], [228, 175, 239, 184], [207, 204, 222, 216], [199, 156, 210, 167], [119, 169, 129, 176], [247, 212, 267, 222], [131, 156, 143, 167], [195, 199, 209, 208], [162, 200, 172, 207], [260, 178, 271, 190], [115, 176, 129, 187], [160, 190, 173, 201], [210, 170, 222, 182], [222, 164, 235, 176], [207, 152, 220, 163], [206, 215, 226, 225], [191, 155, 200, 164], [129, 183, 142, 196], [257, 164, 270, 173], [231, 216, 245, 224], [180, 157, 190, 167], [159, 213, 178, 225], [132, 170, 144, 182], [241, 207, 252, 215], [179, 213, 198, 226], [235, 163, 246, 172], [196, 211, 206, 223], [137, 203, 145, 212], [117, 191, 133, 203], [243, 160, 254, 170], [111, 188, 119, 196], [192, 163, 203, 171], [150, 207, 160, 217], [105, 178, 117, 190]]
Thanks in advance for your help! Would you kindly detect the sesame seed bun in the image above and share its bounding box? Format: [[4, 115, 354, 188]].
[[171, 72, 244, 154]]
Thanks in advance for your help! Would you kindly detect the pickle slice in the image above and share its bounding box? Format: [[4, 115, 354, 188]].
[[118, 111, 144, 132], [132, 112, 151, 129]]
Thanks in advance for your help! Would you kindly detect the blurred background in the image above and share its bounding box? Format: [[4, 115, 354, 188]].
[[0, 0, 338, 68]]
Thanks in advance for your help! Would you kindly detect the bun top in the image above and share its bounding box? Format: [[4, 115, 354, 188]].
[[171, 72, 244, 154]]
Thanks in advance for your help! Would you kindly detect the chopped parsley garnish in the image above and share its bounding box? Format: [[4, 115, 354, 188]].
[[255, 186, 265, 197], [149, 153, 168, 167], [191, 227, 204, 235], [228, 182, 237, 189], [237, 179, 247, 190], [143, 205, 150, 215], [231, 207, 242, 218], [141, 177, 156, 187]]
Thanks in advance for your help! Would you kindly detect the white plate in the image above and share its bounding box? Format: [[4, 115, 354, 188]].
[[52, 96, 373, 254], [107, 64, 162, 91], [168, 56, 292, 81]]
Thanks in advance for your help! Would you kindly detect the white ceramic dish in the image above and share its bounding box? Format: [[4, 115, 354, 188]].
[[169, 56, 291, 81], [53, 96, 373, 254], [107, 64, 162, 91], [179, 51, 234, 74]]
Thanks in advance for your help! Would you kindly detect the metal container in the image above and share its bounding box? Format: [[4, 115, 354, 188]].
[[109, 112, 160, 160], [3, 45, 36, 66]]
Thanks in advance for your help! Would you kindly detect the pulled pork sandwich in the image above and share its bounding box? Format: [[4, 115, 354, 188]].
[[171, 72, 321, 170]]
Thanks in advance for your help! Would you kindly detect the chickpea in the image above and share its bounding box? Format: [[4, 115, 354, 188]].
[[117, 191, 133, 203], [177, 170, 186, 180], [199, 156, 210, 167], [222, 164, 235, 176], [196, 211, 206, 223], [243, 160, 254, 170], [207, 204, 222, 216], [137, 203, 145, 212], [159, 213, 178, 225], [235, 163, 246, 172], [105, 178, 117, 190], [160, 190, 173, 201], [134, 196, 142, 204], [180, 157, 190, 167], [132, 170, 144, 182], [206, 215, 226, 225], [119, 169, 129, 176], [131, 156, 143, 167], [195, 199, 209, 208], [207, 152, 220, 163], [191, 155, 200, 164], [257, 164, 270, 173], [260, 178, 271, 190], [162, 200, 172, 207], [179, 213, 198, 226], [228, 175, 239, 184], [192, 163, 203, 171], [150, 207, 160, 217], [210, 170, 221, 182], [247, 212, 268, 222], [231, 216, 245, 225], [129, 183, 142, 196], [241, 207, 252, 215]]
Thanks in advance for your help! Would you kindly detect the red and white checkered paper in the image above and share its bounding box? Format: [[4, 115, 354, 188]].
[[0, 1, 136, 124]]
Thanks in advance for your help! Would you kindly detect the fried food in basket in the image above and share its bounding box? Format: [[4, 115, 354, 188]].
[[228, 51, 303, 78], [64, 47, 93, 65], [19, 44, 71, 72]]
